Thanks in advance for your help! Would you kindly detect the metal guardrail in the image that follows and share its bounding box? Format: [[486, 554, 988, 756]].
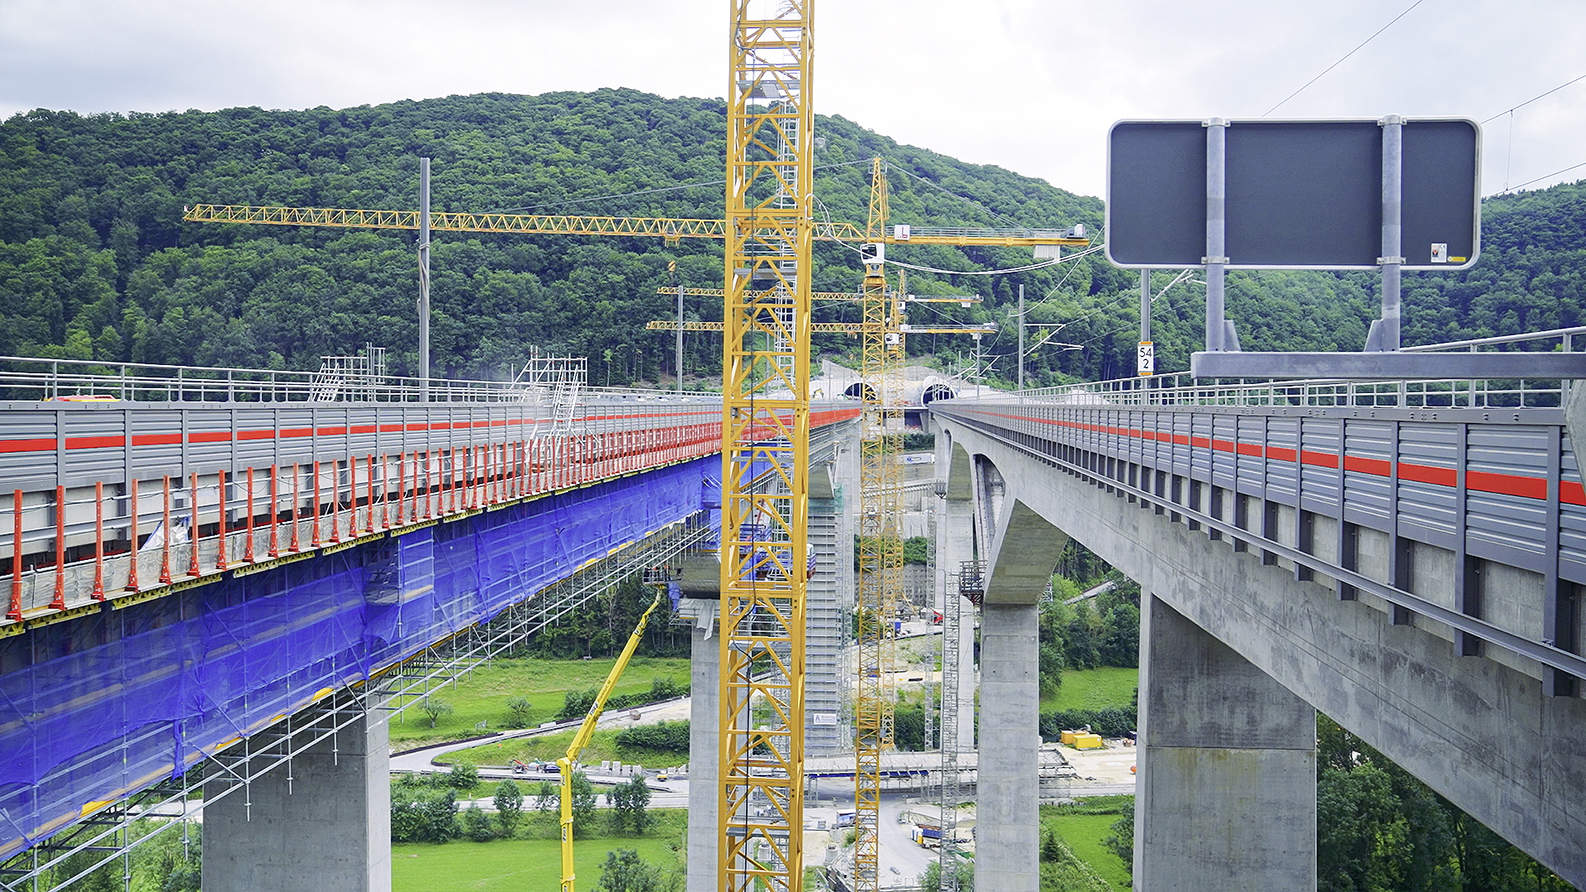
[[0, 354, 720, 404], [951, 326, 1586, 411]]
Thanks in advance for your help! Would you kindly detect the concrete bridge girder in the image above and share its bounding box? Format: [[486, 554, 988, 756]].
[[935, 416, 1586, 889]]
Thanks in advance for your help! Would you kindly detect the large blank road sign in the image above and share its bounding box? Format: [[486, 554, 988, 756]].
[[1106, 118, 1480, 270]]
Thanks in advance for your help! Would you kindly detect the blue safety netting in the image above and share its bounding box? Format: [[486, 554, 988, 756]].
[[0, 456, 717, 860]]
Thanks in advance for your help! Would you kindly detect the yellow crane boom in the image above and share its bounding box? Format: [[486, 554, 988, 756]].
[[181, 204, 1090, 249], [645, 320, 996, 335], [558, 588, 666, 892]]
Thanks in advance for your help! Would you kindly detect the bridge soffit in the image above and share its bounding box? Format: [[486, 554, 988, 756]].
[[938, 434, 975, 502], [985, 497, 1069, 606]]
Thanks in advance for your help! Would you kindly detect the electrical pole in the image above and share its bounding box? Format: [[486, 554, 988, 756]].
[[418, 157, 431, 400], [1017, 284, 1025, 391]]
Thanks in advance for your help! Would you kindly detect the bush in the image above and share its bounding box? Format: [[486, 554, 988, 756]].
[[447, 762, 479, 791], [462, 804, 496, 842], [614, 720, 690, 754], [390, 784, 459, 843], [504, 696, 535, 729], [1039, 705, 1138, 740]]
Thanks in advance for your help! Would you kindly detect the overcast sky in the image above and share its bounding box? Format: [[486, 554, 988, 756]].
[[2, 0, 1582, 203]]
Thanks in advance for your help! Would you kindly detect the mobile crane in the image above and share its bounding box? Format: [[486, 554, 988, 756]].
[[556, 587, 665, 892]]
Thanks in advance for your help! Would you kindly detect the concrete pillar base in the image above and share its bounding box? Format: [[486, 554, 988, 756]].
[[687, 620, 720, 892], [978, 602, 1040, 892], [1135, 593, 1316, 891], [204, 707, 391, 892]]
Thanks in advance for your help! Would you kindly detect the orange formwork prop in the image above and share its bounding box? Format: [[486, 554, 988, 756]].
[[126, 479, 140, 592], [8, 490, 22, 621], [92, 481, 105, 600]]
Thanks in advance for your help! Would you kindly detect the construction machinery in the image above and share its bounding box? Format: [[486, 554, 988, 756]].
[[557, 588, 666, 892]]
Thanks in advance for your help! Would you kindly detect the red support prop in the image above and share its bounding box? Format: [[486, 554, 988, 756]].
[[126, 479, 140, 592], [8, 491, 23, 621], [188, 473, 201, 578], [159, 476, 173, 585], [216, 470, 229, 572], [267, 465, 279, 558], [244, 467, 256, 563], [92, 481, 106, 600], [50, 486, 66, 610]]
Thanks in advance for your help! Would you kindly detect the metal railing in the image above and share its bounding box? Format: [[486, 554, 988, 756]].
[[948, 326, 1586, 411], [0, 354, 720, 405]]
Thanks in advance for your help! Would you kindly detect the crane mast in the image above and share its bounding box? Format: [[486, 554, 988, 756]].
[[717, 4, 813, 892], [852, 156, 905, 892]]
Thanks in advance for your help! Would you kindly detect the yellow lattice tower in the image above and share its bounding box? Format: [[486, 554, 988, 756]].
[[853, 157, 906, 892], [718, 4, 813, 892]]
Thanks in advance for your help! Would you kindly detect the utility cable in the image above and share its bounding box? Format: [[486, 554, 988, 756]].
[[1492, 159, 1586, 196], [1481, 73, 1586, 124], [1263, 0, 1427, 116]]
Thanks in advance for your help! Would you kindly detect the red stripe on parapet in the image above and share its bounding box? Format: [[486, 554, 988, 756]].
[[64, 436, 121, 450], [1397, 463, 1457, 487], [1300, 450, 1338, 469], [950, 408, 1564, 503], [1343, 456, 1391, 477], [1467, 470, 1547, 501]]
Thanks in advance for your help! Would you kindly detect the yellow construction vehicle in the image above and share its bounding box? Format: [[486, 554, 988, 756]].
[[557, 588, 665, 892]]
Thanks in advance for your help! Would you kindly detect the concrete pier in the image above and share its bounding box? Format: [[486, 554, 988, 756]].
[[1135, 593, 1317, 890], [204, 708, 392, 892], [687, 619, 720, 892], [977, 602, 1041, 892]]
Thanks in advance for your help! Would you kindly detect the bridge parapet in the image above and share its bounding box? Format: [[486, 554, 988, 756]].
[[935, 375, 1586, 690], [933, 372, 1586, 885], [0, 367, 860, 630]]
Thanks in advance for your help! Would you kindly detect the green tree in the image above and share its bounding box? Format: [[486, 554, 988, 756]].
[[570, 771, 600, 839], [597, 849, 661, 892], [461, 804, 495, 842], [535, 779, 558, 814], [607, 773, 653, 835], [447, 761, 478, 791], [418, 696, 453, 729], [494, 779, 524, 838], [1100, 800, 1134, 875], [504, 696, 536, 729]]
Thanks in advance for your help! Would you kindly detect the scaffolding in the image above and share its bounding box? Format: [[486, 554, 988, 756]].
[[510, 353, 587, 433], [939, 560, 984, 892], [308, 343, 386, 402]]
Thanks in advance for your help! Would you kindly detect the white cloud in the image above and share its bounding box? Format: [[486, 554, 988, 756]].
[[1, 0, 1582, 200]]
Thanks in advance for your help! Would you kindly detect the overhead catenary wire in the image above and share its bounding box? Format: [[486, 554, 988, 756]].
[[1262, 0, 1427, 116]]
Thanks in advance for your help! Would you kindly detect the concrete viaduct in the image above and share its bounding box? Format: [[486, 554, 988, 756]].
[[931, 380, 1586, 890]]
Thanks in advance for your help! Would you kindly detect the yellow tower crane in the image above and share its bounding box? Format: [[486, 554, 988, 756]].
[[716, 5, 814, 892], [852, 155, 904, 892]]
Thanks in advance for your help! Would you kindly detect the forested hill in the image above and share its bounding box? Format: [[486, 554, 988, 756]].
[[2, 88, 1583, 386]]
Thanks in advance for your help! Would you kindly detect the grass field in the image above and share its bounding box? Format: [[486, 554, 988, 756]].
[[1040, 796, 1133, 888], [393, 811, 686, 892], [1038, 666, 1139, 714], [389, 657, 691, 747]]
